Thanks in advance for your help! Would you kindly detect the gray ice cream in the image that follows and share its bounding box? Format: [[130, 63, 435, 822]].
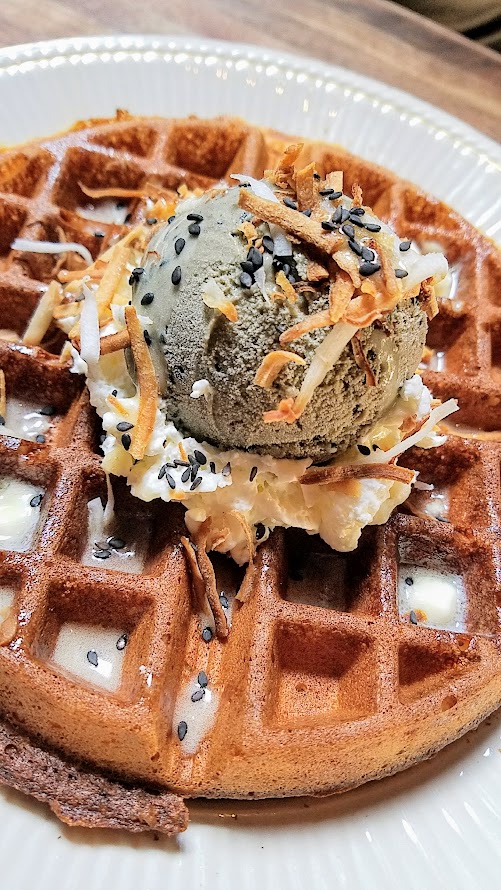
[[132, 187, 427, 459]]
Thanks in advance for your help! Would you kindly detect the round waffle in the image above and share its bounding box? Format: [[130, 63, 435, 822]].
[[0, 113, 499, 834]]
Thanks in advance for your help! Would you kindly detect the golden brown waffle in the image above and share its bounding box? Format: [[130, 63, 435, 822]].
[[0, 115, 499, 829]]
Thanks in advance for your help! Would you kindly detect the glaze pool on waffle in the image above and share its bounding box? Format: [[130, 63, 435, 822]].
[[0, 115, 499, 834]]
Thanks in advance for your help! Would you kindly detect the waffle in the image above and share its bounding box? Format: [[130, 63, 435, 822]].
[[0, 113, 499, 833]]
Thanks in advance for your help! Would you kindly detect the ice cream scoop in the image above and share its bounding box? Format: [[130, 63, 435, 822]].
[[132, 185, 429, 459]]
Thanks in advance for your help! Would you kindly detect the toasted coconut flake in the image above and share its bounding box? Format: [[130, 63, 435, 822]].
[[181, 535, 216, 635], [267, 143, 304, 187], [95, 243, 131, 317], [238, 190, 343, 258], [295, 162, 316, 211], [124, 305, 158, 461], [236, 561, 257, 604], [306, 260, 329, 282], [437, 422, 501, 442], [333, 249, 362, 288], [352, 182, 363, 206], [300, 463, 415, 486], [279, 309, 332, 345], [23, 280, 63, 347], [290, 321, 358, 420], [178, 442, 188, 462], [351, 333, 376, 386], [328, 268, 354, 323], [275, 270, 297, 303], [419, 277, 439, 320], [11, 237, 93, 268], [369, 399, 459, 463], [78, 181, 168, 202], [100, 329, 131, 355], [58, 260, 106, 283], [0, 370, 6, 419], [237, 220, 259, 247], [202, 278, 238, 322], [263, 397, 298, 424], [229, 511, 256, 565], [53, 301, 83, 320], [107, 393, 130, 418], [254, 350, 306, 388], [184, 521, 229, 639], [79, 283, 100, 367]]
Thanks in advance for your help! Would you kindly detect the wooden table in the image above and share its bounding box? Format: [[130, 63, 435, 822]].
[[0, 0, 500, 142]]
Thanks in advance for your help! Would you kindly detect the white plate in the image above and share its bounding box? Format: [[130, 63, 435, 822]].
[[0, 34, 500, 890]]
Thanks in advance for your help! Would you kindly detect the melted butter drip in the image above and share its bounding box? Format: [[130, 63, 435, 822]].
[[172, 674, 219, 756], [0, 398, 52, 442], [52, 623, 127, 692], [398, 565, 465, 631], [0, 478, 44, 551]]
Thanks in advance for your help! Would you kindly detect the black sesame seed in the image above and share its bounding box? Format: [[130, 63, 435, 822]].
[[188, 454, 198, 466], [187, 213, 204, 222], [190, 476, 203, 491], [198, 670, 208, 688], [116, 421, 134, 432], [313, 172, 321, 180], [319, 188, 335, 196], [128, 267, 144, 286], [240, 271, 253, 288], [108, 537, 125, 550], [341, 223, 355, 239], [141, 292, 155, 306], [240, 260, 254, 275], [121, 433, 131, 450], [143, 330, 152, 346], [177, 720, 188, 741], [168, 215, 176, 224], [328, 191, 343, 200], [210, 461, 216, 474], [93, 548, 111, 560], [359, 261, 381, 277], [191, 688, 205, 702], [364, 222, 382, 233], [171, 265, 182, 285], [158, 465, 167, 480], [302, 209, 312, 217], [181, 467, 191, 483], [112, 389, 118, 397], [174, 459, 190, 468], [0, 416, 5, 425], [188, 223, 201, 236], [247, 246, 263, 269], [194, 450, 207, 465], [399, 240, 412, 252], [348, 239, 363, 257], [124, 212, 132, 224], [96, 539, 111, 551], [219, 592, 229, 609], [361, 246, 375, 262], [249, 466, 258, 482], [39, 405, 56, 416], [357, 444, 371, 456], [175, 237, 186, 255], [409, 610, 419, 625], [146, 217, 158, 225], [87, 650, 99, 667], [405, 576, 414, 586], [35, 434, 46, 444], [372, 444, 380, 451], [321, 220, 336, 231], [395, 269, 409, 279], [350, 206, 365, 216], [282, 196, 297, 210], [262, 235, 274, 253], [116, 634, 128, 650], [30, 494, 43, 508], [222, 462, 231, 477], [166, 473, 176, 490], [190, 462, 200, 482], [332, 206, 349, 224], [202, 627, 213, 643], [255, 523, 266, 540], [348, 214, 364, 228]]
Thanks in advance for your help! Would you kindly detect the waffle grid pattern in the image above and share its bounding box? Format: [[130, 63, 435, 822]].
[[0, 118, 498, 798]]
